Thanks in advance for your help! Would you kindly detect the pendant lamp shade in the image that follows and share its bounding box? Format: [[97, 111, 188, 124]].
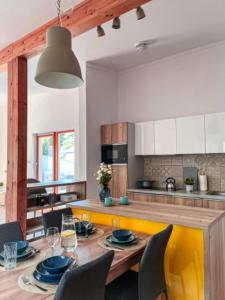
[[35, 26, 83, 89]]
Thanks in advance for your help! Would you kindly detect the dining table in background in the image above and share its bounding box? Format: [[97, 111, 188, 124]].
[[0, 224, 150, 300]]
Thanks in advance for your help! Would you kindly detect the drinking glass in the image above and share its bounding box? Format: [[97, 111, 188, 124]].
[[46, 227, 60, 256], [4, 242, 17, 270], [61, 215, 77, 252], [112, 218, 120, 232], [81, 213, 91, 239]]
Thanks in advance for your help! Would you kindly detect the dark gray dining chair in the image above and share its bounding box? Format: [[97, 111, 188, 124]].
[[43, 207, 72, 234], [105, 224, 173, 300], [0, 221, 24, 251], [54, 250, 114, 300]]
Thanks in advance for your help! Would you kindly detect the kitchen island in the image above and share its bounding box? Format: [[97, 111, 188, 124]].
[[69, 199, 225, 300]]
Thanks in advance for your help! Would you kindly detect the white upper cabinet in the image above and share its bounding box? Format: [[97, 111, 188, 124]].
[[135, 122, 154, 155], [155, 119, 176, 155], [176, 115, 205, 154], [205, 112, 225, 153]]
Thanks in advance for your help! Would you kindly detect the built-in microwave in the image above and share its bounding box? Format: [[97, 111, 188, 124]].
[[101, 144, 128, 164]]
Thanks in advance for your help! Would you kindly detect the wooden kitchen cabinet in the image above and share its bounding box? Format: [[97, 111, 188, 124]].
[[101, 124, 112, 145], [101, 122, 128, 145], [112, 122, 128, 144], [202, 200, 225, 210], [174, 197, 195, 207], [109, 165, 128, 198]]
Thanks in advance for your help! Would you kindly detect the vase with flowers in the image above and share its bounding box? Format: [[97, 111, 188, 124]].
[[96, 163, 112, 202]]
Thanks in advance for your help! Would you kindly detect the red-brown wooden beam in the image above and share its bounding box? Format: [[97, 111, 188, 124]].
[[0, 0, 151, 66], [6, 57, 27, 236]]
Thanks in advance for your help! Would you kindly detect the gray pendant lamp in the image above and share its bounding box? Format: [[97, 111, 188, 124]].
[[35, 0, 83, 89]]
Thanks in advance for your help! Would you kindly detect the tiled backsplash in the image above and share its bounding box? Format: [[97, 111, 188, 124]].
[[144, 154, 225, 191]]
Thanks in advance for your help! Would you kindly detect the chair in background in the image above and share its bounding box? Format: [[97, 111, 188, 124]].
[[0, 221, 24, 251], [105, 224, 173, 300], [42, 208, 72, 234], [54, 250, 114, 300]]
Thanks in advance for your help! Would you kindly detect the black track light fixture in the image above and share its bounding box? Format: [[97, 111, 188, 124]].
[[136, 6, 146, 20], [112, 16, 121, 29], [97, 25, 105, 37]]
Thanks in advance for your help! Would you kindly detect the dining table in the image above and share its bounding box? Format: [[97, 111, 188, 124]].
[[0, 224, 150, 300]]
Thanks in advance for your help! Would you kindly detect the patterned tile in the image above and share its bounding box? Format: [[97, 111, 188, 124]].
[[144, 154, 225, 191]]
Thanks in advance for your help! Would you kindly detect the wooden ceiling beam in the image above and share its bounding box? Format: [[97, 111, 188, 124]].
[[0, 0, 151, 66]]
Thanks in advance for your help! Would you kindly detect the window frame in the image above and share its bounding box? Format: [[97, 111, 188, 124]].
[[36, 130, 75, 182]]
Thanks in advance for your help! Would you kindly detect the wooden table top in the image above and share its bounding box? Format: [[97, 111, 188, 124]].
[[0, 224, 149, 300], [69, 199, 225, 229]]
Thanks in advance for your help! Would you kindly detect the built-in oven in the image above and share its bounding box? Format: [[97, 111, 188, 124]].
[[101, 144, 128, 164]]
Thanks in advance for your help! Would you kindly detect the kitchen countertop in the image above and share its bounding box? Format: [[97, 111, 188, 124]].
[[69, 199, 225, 229], [128, 188, 225, 201], [27, 179, 86, 190]]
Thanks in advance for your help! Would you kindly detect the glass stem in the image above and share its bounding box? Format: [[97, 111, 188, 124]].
[[51, 245, 54, 256]]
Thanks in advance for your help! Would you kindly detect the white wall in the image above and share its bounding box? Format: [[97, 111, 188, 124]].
[[27, 89, 80, 178], [118, 41, 225, 122], [86, 64, 118, 198]]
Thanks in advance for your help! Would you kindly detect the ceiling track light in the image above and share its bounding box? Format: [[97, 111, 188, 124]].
[[97, 25, 105, 37], [136, 6, 146, 20], [112, 16, 121, 29]]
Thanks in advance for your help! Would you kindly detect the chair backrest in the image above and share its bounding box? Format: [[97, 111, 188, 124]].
[[42, 208, 72, 234], [0, 221, 24, 252], [139, 224, 173, 300], [54, 250, 114, 300]]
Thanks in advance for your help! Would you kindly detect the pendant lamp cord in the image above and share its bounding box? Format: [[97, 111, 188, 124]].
[[56, 0, 62, 26]]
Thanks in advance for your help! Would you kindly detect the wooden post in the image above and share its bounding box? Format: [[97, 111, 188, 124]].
[[6, 57, 27, 235]]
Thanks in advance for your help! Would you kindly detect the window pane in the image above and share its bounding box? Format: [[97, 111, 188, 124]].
[[38, 135, 54, 182], [58, 132, 75, 181]]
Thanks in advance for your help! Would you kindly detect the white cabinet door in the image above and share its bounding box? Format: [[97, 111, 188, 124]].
[[205, 112, 225, 153], [155, 119, 176, 155], [135, 122, 154, 155], [176, 115, 205, 154]]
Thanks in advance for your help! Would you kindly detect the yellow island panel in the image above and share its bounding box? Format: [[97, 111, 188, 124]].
[[73, 208, 204, 300]]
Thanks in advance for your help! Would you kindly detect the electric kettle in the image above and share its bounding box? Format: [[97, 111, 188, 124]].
[[165, 177, 176, 191]]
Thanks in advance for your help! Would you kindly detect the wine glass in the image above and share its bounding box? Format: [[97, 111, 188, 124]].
[[81, 213, 91, 239], [46, 227, 60, 256]]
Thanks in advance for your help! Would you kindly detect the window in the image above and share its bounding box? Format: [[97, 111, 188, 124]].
[[36, 130, 75, 183]]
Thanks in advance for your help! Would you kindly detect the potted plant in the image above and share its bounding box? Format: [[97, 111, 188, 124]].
[[184, 177, 195, 192], [96, 163, 112, 202]]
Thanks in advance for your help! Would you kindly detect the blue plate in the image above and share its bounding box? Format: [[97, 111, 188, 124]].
[[0, 246, 36, 262], [106, 235, 137, 245], [16, 240, 29, 255], [33, 269, 61, 284], [35, 261, 64, 281], [42, 256, 74, 274]]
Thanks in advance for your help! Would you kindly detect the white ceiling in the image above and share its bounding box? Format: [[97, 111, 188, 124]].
[[0, 0, 225, 72]]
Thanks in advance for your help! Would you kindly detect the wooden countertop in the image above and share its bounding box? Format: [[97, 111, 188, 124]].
[[69, 199, 225, 230]]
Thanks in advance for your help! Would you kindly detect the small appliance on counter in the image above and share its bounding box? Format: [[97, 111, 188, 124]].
[[165, 177, 176, 191], [136, 180, 155, 189], [198, 169, 208, 191]]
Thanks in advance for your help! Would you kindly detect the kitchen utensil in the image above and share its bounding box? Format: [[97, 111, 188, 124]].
[[165, 177, 176, 191], [136, 180, 155, 189], [22, 276, 48, 292]]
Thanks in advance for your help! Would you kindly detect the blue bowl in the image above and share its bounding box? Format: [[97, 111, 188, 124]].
[[76, 221, 93, 234], [34, 262, 63, 284], [112, 229, 133, 241], [16, 240, 29, 255], [42, 256, 73, 274]]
